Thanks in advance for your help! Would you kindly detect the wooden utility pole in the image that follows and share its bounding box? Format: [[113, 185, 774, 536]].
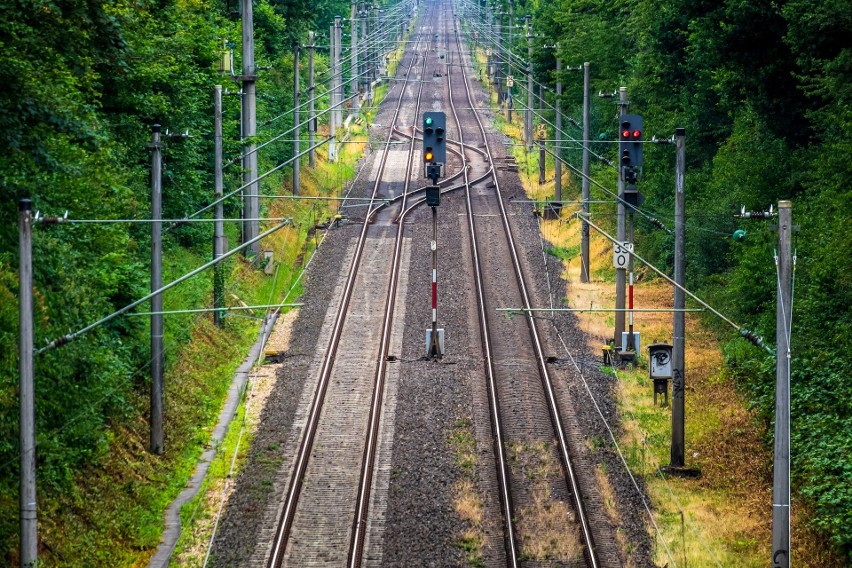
[[772, 200, 793, 568]]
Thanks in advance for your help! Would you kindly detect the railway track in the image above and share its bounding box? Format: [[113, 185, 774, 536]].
[[442, 2, 600, 565], [265, 3, 437, 566], [260, 1, 606, 566]]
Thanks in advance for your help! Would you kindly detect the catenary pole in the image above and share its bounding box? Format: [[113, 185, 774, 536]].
[[293, 44, 301, 195], [329, 22, 337, 162], [507, 2, 513, 121], [308, 31, 316, 168], [351, 0, 358, 98], [19, 198, 37, 568], [214, 88, 225, 328], [772, 200, 793, 568], [361, 3, 368, 100], [241, 0, 259, 258], [614, 87, 628, 348], [554, 54, 562, 204], [149, 124, 164, 455], [671, 128, 686, 466], [496, 9, 503, 106], [580, 61, 591, 283], [525, 14, 532, 150], [335, 16, 343, 134]]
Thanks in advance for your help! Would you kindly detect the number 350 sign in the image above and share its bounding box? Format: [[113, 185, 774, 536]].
[[613, 241, 633, 268]]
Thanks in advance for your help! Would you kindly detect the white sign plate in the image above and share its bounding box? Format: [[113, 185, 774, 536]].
[[613, 241, 633, 268]]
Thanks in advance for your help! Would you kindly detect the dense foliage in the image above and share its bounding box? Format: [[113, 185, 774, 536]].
[[0, 0, 356, 561], [2, 0, 849, 561], [519, 0, 850, 557]]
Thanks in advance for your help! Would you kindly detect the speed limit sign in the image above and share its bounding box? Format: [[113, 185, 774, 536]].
[[613, 241, 633, 268]]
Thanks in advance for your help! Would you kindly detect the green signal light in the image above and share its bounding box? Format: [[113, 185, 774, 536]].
[[425, 117, 433, 126]]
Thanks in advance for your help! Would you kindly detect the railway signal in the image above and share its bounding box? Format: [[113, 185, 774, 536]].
[[619, 114, 644, 209], [422, 112, 446, 357], [619, 114, 643, 169], [423, 111, 447, 168]]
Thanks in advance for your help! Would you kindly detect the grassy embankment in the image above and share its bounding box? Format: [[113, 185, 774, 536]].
[[26, 108, 372, 566]]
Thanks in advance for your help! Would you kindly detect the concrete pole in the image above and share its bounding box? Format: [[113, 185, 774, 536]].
[[241, 0, 259, 259], [335, 17, 343, 131], [329, 23, 337, 163], [525, 15, 533, 150], [213, 88, 225, 328], [486, 12, 492, 81], [614, 87, 628, 349], [150, 124, 164, 455], [351, 1, 358, 99], [494, 12, 506, 106], [18, 198, 37, 568], [507, 4, 512, 121], [580, 62, 591, 283], [361, 3, 367, 99], [554, 55, 562, 204], [772, 200, 793, 568], [308, 31, 316, 168], [378, 9, 385, 77], [293, 44, 300, 196], [671, 128, 686, 466]]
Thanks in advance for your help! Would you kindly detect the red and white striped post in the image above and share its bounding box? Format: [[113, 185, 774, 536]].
[[428, 205, 443, 358], [628, 271, 635, 348]]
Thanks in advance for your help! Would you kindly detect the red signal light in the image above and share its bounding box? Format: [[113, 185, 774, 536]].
[[632, 129, 642, 138], [621, 129, 630, 139]]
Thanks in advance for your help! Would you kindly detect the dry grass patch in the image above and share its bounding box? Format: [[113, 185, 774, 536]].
[[506, 440, 582, 563], [448, 418, 486, 567]]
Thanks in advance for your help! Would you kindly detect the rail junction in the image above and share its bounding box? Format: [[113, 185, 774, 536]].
[[209, 1, 648, 566]]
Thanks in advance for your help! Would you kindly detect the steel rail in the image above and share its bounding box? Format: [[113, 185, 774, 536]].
[[450, 3, 600, 566], [266, 22, 430, 568], [347, 11, 436, 568], [443, 9, 520, 567]]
